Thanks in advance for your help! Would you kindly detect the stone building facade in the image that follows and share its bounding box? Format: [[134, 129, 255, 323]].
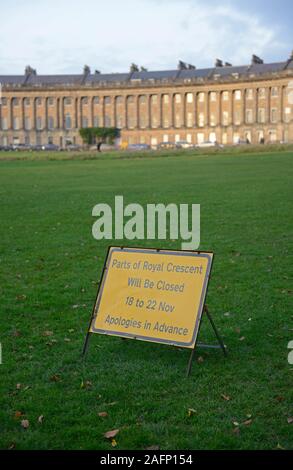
[[0, 54, 292, 148]]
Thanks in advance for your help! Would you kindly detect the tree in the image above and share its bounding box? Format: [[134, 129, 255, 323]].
[[79, 127, 120, 145]]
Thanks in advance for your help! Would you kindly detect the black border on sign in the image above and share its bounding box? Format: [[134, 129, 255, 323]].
[[89, 246, 214, 348]]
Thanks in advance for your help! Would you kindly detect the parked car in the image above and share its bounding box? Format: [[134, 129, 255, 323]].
[[197, 141, 223, 148], [66, 144, 83, 151], [158, 142, 176, 150], [41, 144, 60, 151], [128, 144, 150, 151], [175, 140, 195, 149]]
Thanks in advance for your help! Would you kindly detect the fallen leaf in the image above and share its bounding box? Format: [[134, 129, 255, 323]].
[[98, 412, 108, 418], [105, 401, 118, 407], [38, 415, 44, 424], [187, 408, 196, 417], [221, 394, 231, 401], [43, 330, 53, 337], [239, 336, 245, 341], [287, 417, 293, 424], [234, 327, 241, 334], [8, 442, 16, 450], [275, 396, 284, 402], [21, 419, 29, 429], [50, 374, 61, 382], [14, 411, 23, 419], [197, 356, 204, 363], [232, 427, 240, 435], [104, 429, 119, 439], [232, 421, 240, 427], [16, 383, 22, 390], [243, 419, 252, 426], [111, 439, 117, 447]]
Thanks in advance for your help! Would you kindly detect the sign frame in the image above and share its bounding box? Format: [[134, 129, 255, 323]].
[[82, 246, 227, 376]]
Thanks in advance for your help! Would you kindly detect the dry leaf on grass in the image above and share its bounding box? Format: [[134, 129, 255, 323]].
[[221, 394, 231, 401], [14, 411, 23, 419], [243, 419, 252, 426], [287, 417, 293, 424], [104, 429, 119, 439], [98, 412, 108, 418], [187, 408, 196, 417], [50, 374, 61, 382], [38, 415, 44, 424], [43, 330, 53, 337], [111, 439, 117, 447]]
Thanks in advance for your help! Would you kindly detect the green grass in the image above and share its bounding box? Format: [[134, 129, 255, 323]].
[[0, 149, 292, 450]]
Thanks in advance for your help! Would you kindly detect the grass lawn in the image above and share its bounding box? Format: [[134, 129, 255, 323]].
[[0, 149, 292, 450]]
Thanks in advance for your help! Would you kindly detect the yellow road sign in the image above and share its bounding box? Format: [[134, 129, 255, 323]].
[[90, 247, 213, 348]]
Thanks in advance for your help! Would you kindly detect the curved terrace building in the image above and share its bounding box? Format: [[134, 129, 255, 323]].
[[0, 53, 292, 148]]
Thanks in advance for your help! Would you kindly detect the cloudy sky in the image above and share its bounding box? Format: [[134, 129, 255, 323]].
[[0, 0, 292, 74]]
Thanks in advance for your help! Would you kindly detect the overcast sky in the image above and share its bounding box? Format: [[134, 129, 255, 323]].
[[0, 0, 292, 74]]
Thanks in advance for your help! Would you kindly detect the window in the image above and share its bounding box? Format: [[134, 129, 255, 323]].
[[128, 116, 135, 128], [222, 111, 229, 126], [48, 136, 53, 145], [163, 118, 169, 128], [48, 116, 54, 130], [234, 110, 241, 125], [82, 116, 88, 128], [186, 134, 192, 143], [36, 97, 42, 106], [116, 116, 123, 129], [65, 114, 72, 129], [93, 96, 100, 104], [1, 118, 8, 130], [175, 134, 180, 143], [104, 115, 111, 127], [234, 90, 241, 100], [271, 87, 278, 97], [233, 133, 240, 144], [175, 113, 181, 127], [139, 116, 147, 128], [12, 98, 20, 106], [24, 98, 31, 106], [81, 97, 88, 105], [258, 108, 265, 123], [186, 93, 193, 103], [64, 97, 72, 106], [151, 95, 158, 104], [198, 112, 204, 127], [271, 108, 277, 123], [284, 107, 291, 122], [222, 91, 229, 101], [187, 112, 193, 127], [269, 130, 277, 142], [246, 89, 253, 100], [48, 97, 54, 106], [36, 117, 42, 130], [175, 94, 181, 104], [197, 133, 205, 144], [104, 96, 111, 105], [210, 112, 216, 126], [116, 96, 123, 105], [13, 117, 20, 130], [25, 117, 31, 130], [258, 88, 265, 99], [163, 134, 169, 142], [1, 97, 7, 106], [198, 92, 205, 103], [222, 132, 228, 144], [163, 94, 169, 104], [93, 116, 99, 127], [139, 95, 146, 104], [210, 92, 217, 102], [246, 109, 253, 124]]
